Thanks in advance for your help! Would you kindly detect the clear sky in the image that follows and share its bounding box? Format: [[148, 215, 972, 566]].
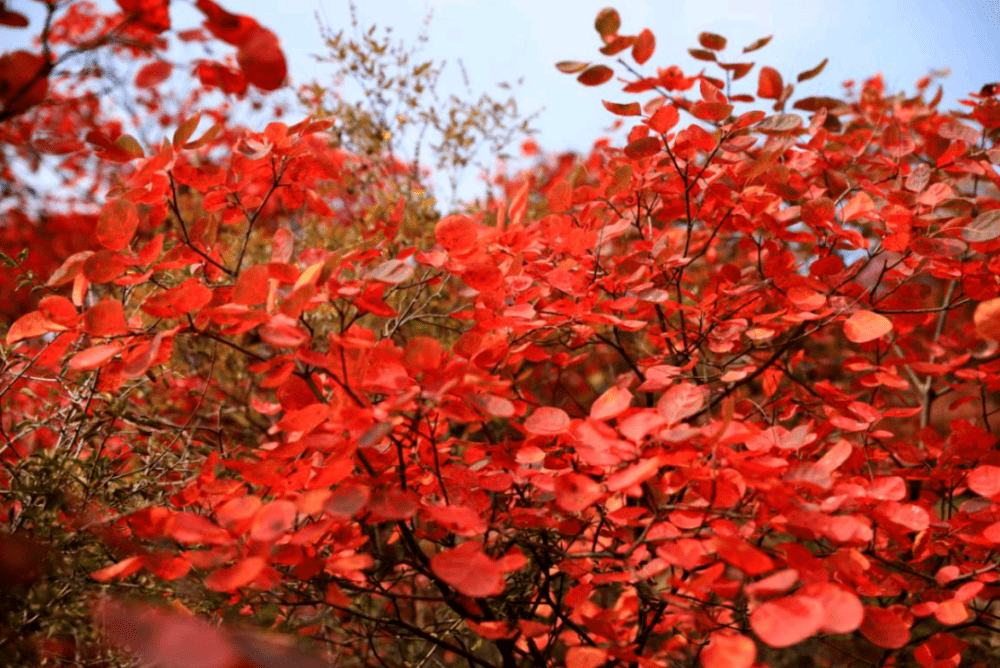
[[5, 0, 999, 201]]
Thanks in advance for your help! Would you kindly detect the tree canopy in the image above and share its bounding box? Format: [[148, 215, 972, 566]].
[[2, 3, 1000, 668]]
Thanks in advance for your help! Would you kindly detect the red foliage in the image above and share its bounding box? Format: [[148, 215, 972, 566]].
[[4, 4, 1000, 668]]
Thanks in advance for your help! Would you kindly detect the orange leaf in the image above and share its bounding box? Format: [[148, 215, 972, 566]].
[[934, 600, 968, 626], [801, 582, 864, 634], [843, 310, 892, 343]]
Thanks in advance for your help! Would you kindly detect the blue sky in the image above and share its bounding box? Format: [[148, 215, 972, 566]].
[[220, 0, 999, 153], [5, 1, 999, 201]]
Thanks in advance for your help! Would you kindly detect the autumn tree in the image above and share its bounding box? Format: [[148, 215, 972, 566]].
[[4, 3, 1000, 668]]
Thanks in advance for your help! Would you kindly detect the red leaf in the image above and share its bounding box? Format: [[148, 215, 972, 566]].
[[83, 300, 129, 337], [435, 215, 478, 255], [757, 66, 783, 99], [430, 542, 505, 597], [135, 61, 173, 88], [196, 0, 258, 46], [624, 136, 661, 160], [462, 260, 503, 292], [743, 35, 773, 53], [97, 198, 139, 251], [934, 600, 968, 626], [602, 100, 641, 117], [509, 180, 529, 226], [750, 595, 825, 647], [233, 265, 270, 305], [566, 647, 608, 668], [967, 465, 1000, 497], [556, 61, 590, 74], [216, 495, 262, 529], [577, 65, 614, 86], [425, 505, 487, 537], [237, 28, 287, 91], [403, 336, 443, 373], [859, 607, 910, 649], [0, 51, 49, 117], [249, 500, 297, 542], [842, 191, 875, 221], [701, 633, 755, 668], [647, 105, 680, 134], [6, 311, 62, 345], [555, 473, 602, 512], [657, 382, 704, 425], [204, 556, 266, 592], [632, 29, 655, 65], [698, 32, 728, 51], [801, 582, 864, 634], [68, 342, 123, 371], [605, 458, 660, 492], [169, 512, 231, 545], [843, 310, 892, 343], [716, 536, 775, 576], [974, 298, 1000, 340], [0, 7, 29, 27], [797, 57, 828, 82], [524, 406, 570, 435], [91, 556, 144, 582], [368, 259, 414, 284], [323, 483, 370, 520], [590, 386, 633, 420], [691, 101, 733, 122], [594, 8, 620, 38]]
